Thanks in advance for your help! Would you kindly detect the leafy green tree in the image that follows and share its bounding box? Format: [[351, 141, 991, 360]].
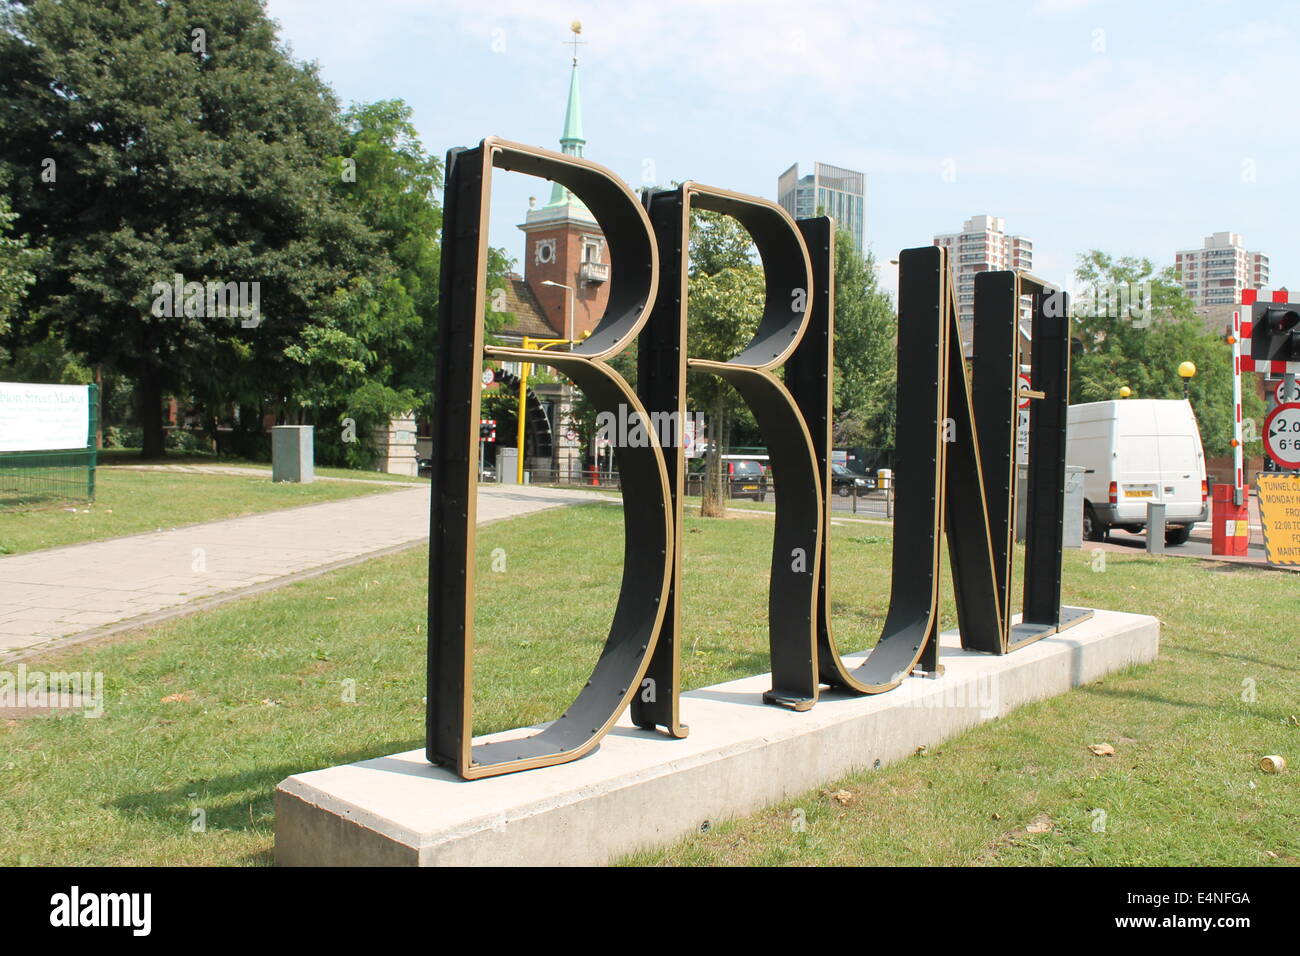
[[1070, 250, 1259, 456], [280, 99, 441, 467], [0, 0, 378, 458], [0, 194, 39, 337], [563, 346, 632, 468], [0, 186, 97, 422], [687, 209, 763, 516], [830, 229, 896, 455]]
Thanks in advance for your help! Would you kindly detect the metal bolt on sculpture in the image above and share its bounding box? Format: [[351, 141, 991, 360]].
[[428, 137, 1092, 780]]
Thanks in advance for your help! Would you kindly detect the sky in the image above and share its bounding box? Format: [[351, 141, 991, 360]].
[[263, 0, 1299, 297]]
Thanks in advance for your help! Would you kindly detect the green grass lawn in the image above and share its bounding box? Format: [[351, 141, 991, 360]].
[[0, 503, 1295, 866], [0, 468, 403, 555]]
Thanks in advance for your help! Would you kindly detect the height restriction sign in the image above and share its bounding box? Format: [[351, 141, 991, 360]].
[[1017, 373, 1033, 409], [1263, 402, 1300, 470]]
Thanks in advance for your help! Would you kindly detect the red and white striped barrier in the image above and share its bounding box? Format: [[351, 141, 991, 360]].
[[1239, 289, 1300, 375], [1232, 306, 1244, 495]]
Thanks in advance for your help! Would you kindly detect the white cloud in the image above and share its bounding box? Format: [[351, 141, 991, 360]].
[[1031, 0, 1097, 15], [426, 0, 979, 102]]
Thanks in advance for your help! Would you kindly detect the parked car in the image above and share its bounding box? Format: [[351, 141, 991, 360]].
[[1066, 399, 1208, 546], [830, 462, 871, 497], [688, 457, 768, 501], [725, 458, 768, 500]]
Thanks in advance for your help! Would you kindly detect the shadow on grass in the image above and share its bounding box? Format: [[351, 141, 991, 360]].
[[108, 736, 423, 854]]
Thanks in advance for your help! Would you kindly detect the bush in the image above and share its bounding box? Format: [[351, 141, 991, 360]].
[[313, 411, 382, 470], [104, 425, 142, 449], [165, 429, 212, 453], [222, 425, 271, 462]]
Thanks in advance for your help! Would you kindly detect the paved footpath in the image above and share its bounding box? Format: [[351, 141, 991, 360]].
[[0, 483, 609, 661]]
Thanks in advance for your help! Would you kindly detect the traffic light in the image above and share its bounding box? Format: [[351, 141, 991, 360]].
[[479, 419, 496, 442], [1250, 302, 1300, 364]]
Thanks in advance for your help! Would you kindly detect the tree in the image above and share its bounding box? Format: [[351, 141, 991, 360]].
[[1069, 250, 1260, 456], [687, 209, 763, 516], [0, 194, 39, 337], [0, 187, 95, 407], [0, 0, 379, 457], [281, 99, 442, 467], [830, 228, 896, 455], [563, 346, 632, 468]]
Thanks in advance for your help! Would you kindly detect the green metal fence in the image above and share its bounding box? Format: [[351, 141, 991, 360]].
[[0, 384, 98, 509]]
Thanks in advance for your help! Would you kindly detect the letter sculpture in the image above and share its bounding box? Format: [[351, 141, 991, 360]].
[[427, 138, 1091, 779]]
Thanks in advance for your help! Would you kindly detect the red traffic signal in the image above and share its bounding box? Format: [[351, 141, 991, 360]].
[[1251, 303, 1300, 363]]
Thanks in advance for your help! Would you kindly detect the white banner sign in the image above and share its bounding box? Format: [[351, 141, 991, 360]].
[[0, 383, 90, 452]]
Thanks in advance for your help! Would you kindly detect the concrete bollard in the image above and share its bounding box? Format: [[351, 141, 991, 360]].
[[1145, 501, 1166, 555]]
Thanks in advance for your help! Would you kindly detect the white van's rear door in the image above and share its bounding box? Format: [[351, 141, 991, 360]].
[[1116, 434, 1160, 518], [1157, 435, 1202, 519]]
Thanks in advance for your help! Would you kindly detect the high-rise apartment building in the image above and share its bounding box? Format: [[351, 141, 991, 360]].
[[777, 162, 866, 255], [1175, 232, 1269, 307], [933, 215, 1034, 350]]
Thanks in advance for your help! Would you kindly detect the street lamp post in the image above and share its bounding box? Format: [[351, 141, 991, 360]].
[[540, 279, 575, 344], [1178, 361, 1197, 400]]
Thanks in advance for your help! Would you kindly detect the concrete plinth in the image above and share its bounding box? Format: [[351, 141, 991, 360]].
[[271, 425, 314, 483], [275, 608, 1157, 867], [370, 414, 418, 477]]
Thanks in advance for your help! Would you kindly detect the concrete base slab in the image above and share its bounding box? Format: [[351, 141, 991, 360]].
[[276, 608, 1158, 866]]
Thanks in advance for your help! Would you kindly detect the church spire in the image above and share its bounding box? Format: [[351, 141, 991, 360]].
[[543, 22, 590, 212], [559, 57, 584, 157]]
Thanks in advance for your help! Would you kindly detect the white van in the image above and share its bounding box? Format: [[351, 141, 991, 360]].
[[1066, 399, 1208, 546]]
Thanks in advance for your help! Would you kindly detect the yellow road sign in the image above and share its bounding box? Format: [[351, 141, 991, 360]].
[[1256, 473, 1300, 567]]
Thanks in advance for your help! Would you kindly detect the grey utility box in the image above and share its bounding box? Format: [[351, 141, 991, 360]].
[[498, 447, 519, 485], [272, 425, 315, 483], [1016, 464, 1085, 548], [1062, 465, 1085, 549]]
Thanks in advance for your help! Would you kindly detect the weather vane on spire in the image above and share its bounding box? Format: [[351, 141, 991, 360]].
[[566, 20, 585, 66]]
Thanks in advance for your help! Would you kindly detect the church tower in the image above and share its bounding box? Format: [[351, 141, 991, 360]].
[[518, 22, 610, 340]]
